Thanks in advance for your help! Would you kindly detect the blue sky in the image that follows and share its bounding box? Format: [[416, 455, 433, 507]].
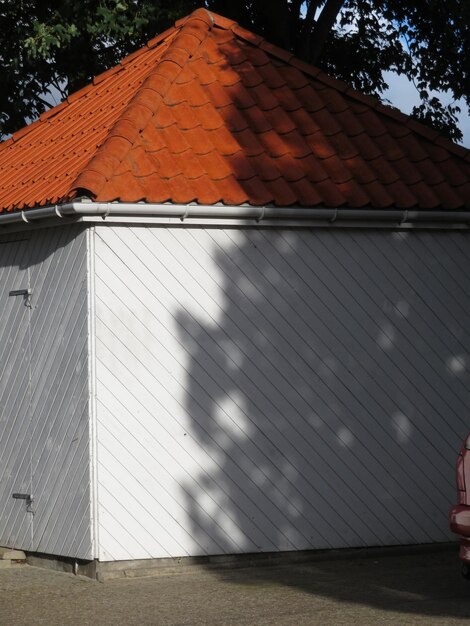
[[384, 72, 470, 148]]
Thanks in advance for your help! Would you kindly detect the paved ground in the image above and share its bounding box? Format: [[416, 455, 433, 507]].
[[0, 546, 469, 625]]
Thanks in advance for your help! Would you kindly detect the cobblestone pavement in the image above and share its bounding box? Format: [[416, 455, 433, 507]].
[[0, 546, 469, 625]]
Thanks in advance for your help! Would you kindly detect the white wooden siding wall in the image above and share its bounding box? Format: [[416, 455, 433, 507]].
[[94, 225, 470, 561], [0, 226, 91, 559]]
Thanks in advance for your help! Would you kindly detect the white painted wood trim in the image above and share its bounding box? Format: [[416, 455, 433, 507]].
[[86, 226, 99, 559]]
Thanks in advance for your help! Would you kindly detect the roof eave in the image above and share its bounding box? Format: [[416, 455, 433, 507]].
[[0, 201, 470, 231]]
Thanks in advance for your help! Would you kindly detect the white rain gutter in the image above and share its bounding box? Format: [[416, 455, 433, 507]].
[[1, 201, 470, 227]]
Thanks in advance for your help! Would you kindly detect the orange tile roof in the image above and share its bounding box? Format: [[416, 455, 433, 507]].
[[0, 8, 469, 212]]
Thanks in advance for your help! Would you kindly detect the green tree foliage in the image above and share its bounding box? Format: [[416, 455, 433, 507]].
[[0, 0, 468, 141]]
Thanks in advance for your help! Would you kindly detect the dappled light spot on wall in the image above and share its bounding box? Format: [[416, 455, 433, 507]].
[[276, 231, 298, 253], [317, 355, 338, 377], [220, 338, 244, 370], [446, 354, 466, 376], [394, 300, 410, 318], [197, 491, 220, 518], [376, 322, 395, 351], [265, 266, 281, 285], [237, 275, 258, 298], [391, 412, 413, 445], [307, 412, 323, 429], [251, 467, 269, 488], [392, 231, 410, 241], [336, 426, 355, 448], [254, 331, 268, 348], [215, 392, 253, 438]]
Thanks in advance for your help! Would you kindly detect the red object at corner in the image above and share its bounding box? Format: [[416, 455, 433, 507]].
[[449, 433, 470, 567]]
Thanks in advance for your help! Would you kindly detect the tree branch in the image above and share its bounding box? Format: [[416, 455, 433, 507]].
[[297, 0, 321, 59], [310, 0, 345, 65]]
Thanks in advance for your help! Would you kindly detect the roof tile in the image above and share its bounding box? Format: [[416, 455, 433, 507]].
[[217, 40, 248, 66], [218, 104, 249, 132], [273, 153, 307, 181], [290, 177, 323, 206], [225, 153, 257, 180], [431, 181, 465, 209], [300, 154, 329, 182], [209, 126, 242, 155], [167, 174, 198, 203], [193, 103, 224, 130], [98, 170, 145, 202], [174, 81, 210, 107], [241, 177, 274, 205], [180, 126, 214, 155], [185, 58, 218, 86], [321, 154, 353, 184], [225, 82, 257, 109], [306, 133, 336, 160], [263, 106, 297, 134], [199, 79, 232, 108], [438, 158, 469, 186], [211, 26, 236, 45], [316, 179, 348, 206], [343, 156, 377, 185], [255, 63, 287, 89], [197, 150, 233, 180], [384, 179, 419, 209], [362, 181, 395, 208], [407, 181, 440, 209], [385, 158, 421, 186], [294, 84, 327, 113], [272, 85, 303, 112], [369, 156, 400, 185], [250, 152, 282, 181], [265, 177, 298, 206], [135, 173, 172, 203], [189, 174, 224, 204], [250, 83, 280, 111], [213, 174, 249, 204], [350, 133, 382, 161], [337, 179, 370, 207], [233, 128, 265, 156], [160, 125, 192, 154], [311, 108, 342, 136], [413, 158, 445, 185], [148, 148, 183, 178], [237, 61, 264, 88]]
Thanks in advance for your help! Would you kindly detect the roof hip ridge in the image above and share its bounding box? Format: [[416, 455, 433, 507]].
[[70, 8, 214, 199]]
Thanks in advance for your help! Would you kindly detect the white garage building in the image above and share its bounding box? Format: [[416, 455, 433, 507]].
[[0, 9, 469, 572]]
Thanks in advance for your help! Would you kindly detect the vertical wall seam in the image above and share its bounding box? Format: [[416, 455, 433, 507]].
[[27, 264, 33, 546], [87, 226, 100, 559]]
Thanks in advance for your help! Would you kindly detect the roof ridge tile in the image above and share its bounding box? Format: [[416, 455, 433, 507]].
[[71, 8, 214, 198], [230, 23, 264, 47]]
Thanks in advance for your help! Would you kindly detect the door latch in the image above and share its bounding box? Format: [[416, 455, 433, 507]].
[[9, 288, 32, 297], [9, 288, 32, 307], [12, 493, 34, 513]]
